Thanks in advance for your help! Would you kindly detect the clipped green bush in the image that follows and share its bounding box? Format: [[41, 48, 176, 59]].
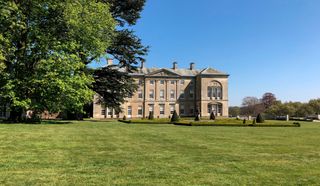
[[256, 113, 265, 123], [148, 111, 154, 120], [252, 119, 256, 124], [171, 110, 179, 122], [194, 114, 200, 121], [243, 119, 246, 124], [123, 115, 126, 120], [210, 111, 215, 120]]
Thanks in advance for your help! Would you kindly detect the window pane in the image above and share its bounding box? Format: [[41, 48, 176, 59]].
[[149, 90, 154, 99], [170, 90, 175, 99], [170, 104, 175, 114], [160, 104, 165, 115], [138, 106, 143, 115], [160, 90, 165, 99], [180, 90, 184, 99], [128, 106, 132, 115]]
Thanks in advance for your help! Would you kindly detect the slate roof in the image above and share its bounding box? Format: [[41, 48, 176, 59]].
[[130, 67, 228, 77]]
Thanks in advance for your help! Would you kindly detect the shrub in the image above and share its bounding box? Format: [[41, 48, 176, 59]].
[[293, 122, 301, 127], [210, 111, 215, 120], [171, 110, 179, 122], [243, 119, 246, 124], [252, 119, 256, 124], [123, 115, 126, 120], [148, 111, 154, 120], [256, 113, 265, 123], [194, 114, 200, 121]]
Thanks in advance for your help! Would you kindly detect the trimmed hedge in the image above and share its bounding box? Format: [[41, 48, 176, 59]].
[[174, 122, 300, 127]]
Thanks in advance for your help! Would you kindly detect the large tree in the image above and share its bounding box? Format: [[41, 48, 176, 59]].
[[261, 92, 277, 109], [0, 0, 115, 121], [92, 0, 148, 112]]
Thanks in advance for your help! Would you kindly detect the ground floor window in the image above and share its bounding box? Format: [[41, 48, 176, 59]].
[[149, 104, 154, 112], [170, 104, 175, 114], [208, 103, 223, 115], [180, 104, 185, 115], [127, 106, 132, 116], [101, 109, 106, 115], [107, 108, 112, 116], [159, 104, 165, 115], [138, 106, 143, 116]]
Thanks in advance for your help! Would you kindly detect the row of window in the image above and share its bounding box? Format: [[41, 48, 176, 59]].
[[125, 104, 194, 116], [139, 79, 193, 86], [131, 89, 194, 99]]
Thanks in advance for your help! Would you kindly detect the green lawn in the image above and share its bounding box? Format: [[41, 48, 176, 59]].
[[0, 121, 319, 185]]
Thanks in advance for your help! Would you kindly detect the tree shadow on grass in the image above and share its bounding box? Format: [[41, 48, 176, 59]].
[[0, 120, 73, 125]]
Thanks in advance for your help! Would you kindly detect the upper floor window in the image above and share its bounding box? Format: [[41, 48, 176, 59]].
[[138, 89, 143, 99], [150, 80, 154, 85], [160, 80, 165, 84], [180, 80, 185, 85], [207, 81, 222, 99], [149, 90, 154, 99], [180, 90, 184, 99], [189, 88, 194, 98], [170, 80, 175, 84], [160, 89, 165, 99], [170, 90, 175, 99]]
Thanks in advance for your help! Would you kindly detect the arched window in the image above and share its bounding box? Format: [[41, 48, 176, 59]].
[[208, 103, 223, 116], [207, 81, 222, 100]]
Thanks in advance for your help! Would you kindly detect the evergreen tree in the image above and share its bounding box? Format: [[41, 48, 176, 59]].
[[171, 110, 179, 122], [256, 113, 265, 123], [148, 111, 154, 120], [195, 114, 200, 121], [210, 111, 216, 120], [92, 0, 148, 112]]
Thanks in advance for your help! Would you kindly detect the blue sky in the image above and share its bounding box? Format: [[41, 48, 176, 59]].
[[96, 0, 320, 106], [129, 0, 320, 106]]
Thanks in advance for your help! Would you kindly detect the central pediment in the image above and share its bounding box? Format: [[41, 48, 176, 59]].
[[146, 68, 180, 77]]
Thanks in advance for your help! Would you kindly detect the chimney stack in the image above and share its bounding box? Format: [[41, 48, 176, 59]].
[[172, 61, 178, 70], [190, 62, 195, 70], [107, 58, 113, 66]]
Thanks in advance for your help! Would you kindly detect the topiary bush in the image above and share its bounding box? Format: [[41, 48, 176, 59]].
[[148, 111, 154, 120], [252, 119, 256, 124], [243, 119, 246, 124], [256, 113, 265, 123], [123, 115, 126, 120], [194, 114, 200, 121], [171, 110, 179, 122], [210, 111, 215, 120]]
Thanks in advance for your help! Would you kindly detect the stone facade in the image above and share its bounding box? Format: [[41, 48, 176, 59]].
[[93, 62, 229, 119]]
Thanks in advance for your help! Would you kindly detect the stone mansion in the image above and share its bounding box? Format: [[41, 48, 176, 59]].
[[93, 61, 229, 119]]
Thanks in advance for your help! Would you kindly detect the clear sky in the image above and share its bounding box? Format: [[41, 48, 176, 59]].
[[128, 0, 320, 106]]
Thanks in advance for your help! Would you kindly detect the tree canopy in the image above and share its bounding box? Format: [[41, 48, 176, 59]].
[[0, 0, 115, 121]]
